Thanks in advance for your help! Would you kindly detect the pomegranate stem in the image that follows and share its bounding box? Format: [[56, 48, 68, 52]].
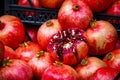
[[19, 41, 30, 47], [81, 58, 88, 66], [2, 58, 13, 67], [46, 20, 53, 27], [36, 51, 44, 58], [53, 61, 62, 67], [90, 20, 97, 28], [106, 52, 113, 61], [73, 5, 80, 11]]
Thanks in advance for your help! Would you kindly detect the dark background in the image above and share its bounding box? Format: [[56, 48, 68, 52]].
[[0, 0, 4, 16]]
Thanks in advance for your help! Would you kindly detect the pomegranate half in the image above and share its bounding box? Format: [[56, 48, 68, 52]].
[[47, 28, 88, 65]]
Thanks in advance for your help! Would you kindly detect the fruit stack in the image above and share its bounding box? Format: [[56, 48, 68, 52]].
[[0, 0, 120, 80]]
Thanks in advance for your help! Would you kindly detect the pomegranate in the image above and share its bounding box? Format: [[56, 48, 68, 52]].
[[28, 51, 54, 80], [86, 20, 118, 56], [106, 0, 120, 16], [40, 0, 65, 8], [47, 28, 88, 65], [0, 59, 33, 80], [41, 61, 79, 80], [58, 0, 93, 30], [0, 15, 25, 49], [83, 0, 113, 12], [90, 67, 120, 80], [75, 57, 107, 80], [15, 41, 42, 62], [103, 49, 120, 72], [37, 19, 62, 50]]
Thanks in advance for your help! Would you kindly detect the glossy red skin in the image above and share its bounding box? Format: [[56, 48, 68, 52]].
[[0, 59, 33, 80], [15, 41, 42, 62], [0, 15, 25, 49], [90, 67, 119, 80], [75, 57, 107, 80], [37, 19, 62, 50], [4, 46, 18, 59], [41, 63, 79, 80], [58, 0, 93, 30], [28, 51, 54, 80], [86, 20, 118, 56], [103, 49, 120, 72], [106, 0, 120, 16], [83, 0, 113, 12], [18, 0, 41, 8], [112, 0, 119, 2], [25, 26, 39, 43], [40, 0, 65, 8]]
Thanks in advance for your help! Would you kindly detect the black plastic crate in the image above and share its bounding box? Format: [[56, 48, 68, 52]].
[[0, 0, 4, 16], [4, 0, 120, 33], [4, 0, 58, 25]]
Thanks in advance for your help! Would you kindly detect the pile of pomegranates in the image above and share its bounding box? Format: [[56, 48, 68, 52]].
[[0, 0, 120, 80]]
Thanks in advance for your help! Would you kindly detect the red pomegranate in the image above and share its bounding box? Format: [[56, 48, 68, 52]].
[[82, 0, 113, 12], [47, 28, 88, 65], [75, 57, 107, 80], [106, 0, 120, 16], [41, 61, 79, 80], [37, 19, 62, 50], [15, 41, 42, 62], [0, 15, 25, 49], [0, 59, 33, 80], [40, 0, 65, 8], [58, 0, 93, 30], [90, 67, 120, 80], [103, 49, 120, 72], [28, 51, 54, 80], [86, 20, 118, 56]]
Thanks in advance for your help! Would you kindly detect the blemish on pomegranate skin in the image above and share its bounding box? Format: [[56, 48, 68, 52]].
[[106, 33, 115, 42]]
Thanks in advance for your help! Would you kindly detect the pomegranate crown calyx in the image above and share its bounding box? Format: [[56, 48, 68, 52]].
[[2, 58, 13, 67], [90, 20, 97, 28], [106, 52, 114, 61], [81, 58, 88, 66], [36, 51, 45, 58], [72, 4, 80, 11], [19, 41, 31, 47], [46, 20, 53, 27], [53, 61, 63, 67]]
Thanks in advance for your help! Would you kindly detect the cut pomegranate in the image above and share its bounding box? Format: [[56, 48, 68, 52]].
[[47, 28, 88, 65]]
